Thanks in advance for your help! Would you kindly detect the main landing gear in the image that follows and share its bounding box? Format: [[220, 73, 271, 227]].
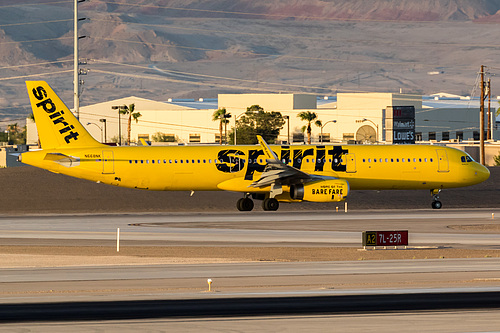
[[431, 189, 442, 209], [236, 194, 280, 211], [262, 197, 279, 211]]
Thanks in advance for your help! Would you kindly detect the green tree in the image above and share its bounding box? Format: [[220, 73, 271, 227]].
[[4, 123, 26, 145], [231, 105, 285, 144], [119, 104, 142, 145], [494, 154, 500, 166], [297, 111, 318, 144], [212, 108, 231, 145]]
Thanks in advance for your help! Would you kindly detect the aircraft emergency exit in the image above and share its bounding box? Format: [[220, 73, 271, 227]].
[[20, 81, 490, 211]]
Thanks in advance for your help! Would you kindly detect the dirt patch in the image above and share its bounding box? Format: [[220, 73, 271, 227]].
[[448, 224, 500, 232], [1, 246, 499, 267], [0, 166, 499, 214]]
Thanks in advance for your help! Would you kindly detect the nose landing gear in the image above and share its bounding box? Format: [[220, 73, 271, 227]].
[[431, 189, 442, 209]]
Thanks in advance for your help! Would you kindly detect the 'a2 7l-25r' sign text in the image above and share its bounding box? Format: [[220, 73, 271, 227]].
[[362, 230, 409, 246]]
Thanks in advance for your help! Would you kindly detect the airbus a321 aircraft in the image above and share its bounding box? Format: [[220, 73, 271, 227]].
[[20, 81, 490, 211]]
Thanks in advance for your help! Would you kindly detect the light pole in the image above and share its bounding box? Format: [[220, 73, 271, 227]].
[[360, 118, 379, 143], [99, 118, 107, 143], [234, 111, 257, 145], [283, 115, 290, 144], [320, 120, 336, 143], [112, 105, 126, 145], [87, 122, 103, 142]]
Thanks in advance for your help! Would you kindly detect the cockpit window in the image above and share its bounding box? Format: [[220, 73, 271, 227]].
[[461, 155, 474, 163]]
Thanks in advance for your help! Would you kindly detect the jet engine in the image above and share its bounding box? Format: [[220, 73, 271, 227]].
[[290, 179, 349, 202]]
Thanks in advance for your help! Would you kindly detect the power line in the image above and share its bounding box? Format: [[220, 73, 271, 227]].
[[101, 1, 463, 24], [0, 1, 71, 9], [0, 70, 73, 81], [0, 60, 72, 70], [0, 36, 72, 46], [0, 19, 72, 28], [90, 17, 500, 50]]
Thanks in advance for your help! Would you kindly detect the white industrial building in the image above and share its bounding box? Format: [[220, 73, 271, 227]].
[[25, 91, 500, 165]]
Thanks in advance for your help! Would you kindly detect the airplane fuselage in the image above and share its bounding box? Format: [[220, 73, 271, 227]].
[[21, 143, 489, 193]]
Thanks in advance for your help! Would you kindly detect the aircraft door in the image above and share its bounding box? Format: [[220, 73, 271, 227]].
[[345, 153, 356, 173], [436, 149, 449, 172], [102, 150, 115, 174]]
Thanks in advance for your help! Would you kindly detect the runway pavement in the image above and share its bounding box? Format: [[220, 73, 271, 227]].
[[1, 209, 500, 247], [2, 209, 500, 330]]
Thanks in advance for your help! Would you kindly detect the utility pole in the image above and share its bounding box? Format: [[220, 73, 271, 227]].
[[74, 0, 79, 119], [487, 78, 491, 140], [74, 0, 87, 120], [479, 65, 486, 165]]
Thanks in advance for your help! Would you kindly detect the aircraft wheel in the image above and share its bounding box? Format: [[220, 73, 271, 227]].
[[432, 201, 442, 209], [262, 198, 279, 211], [237, 197, 254, 211]]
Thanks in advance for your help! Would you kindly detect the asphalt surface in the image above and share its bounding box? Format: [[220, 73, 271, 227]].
[[0, 166, 498, 214], [0, 166, 499, 330]]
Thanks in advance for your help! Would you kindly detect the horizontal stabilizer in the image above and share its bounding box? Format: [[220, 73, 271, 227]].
[[44, 153, 80, 168]]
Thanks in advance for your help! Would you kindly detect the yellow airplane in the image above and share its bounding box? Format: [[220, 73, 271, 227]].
[[20, 81, 490, 211]]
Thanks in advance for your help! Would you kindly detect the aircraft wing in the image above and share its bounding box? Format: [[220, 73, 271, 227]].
[[250, 136, 316, 188]]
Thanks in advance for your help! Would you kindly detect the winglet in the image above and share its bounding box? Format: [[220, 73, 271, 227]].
[[256, 135, 279, 161]]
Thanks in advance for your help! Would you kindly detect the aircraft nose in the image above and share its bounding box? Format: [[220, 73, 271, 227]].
[[473, 163, 490, 184]]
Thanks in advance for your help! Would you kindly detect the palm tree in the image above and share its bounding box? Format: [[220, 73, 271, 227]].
[[297, 111, 318, 144], [119, 103, 142, 145], [212, 108, 231, 144]]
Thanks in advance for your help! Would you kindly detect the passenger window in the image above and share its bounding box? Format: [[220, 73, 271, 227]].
[[396, 159, 399, 162], [402, 158, 405, 162], [186, 160, 189, 163], [424, 158, 428, 162], [385, 158, 388, 162], [419, 158, 422, 162], [368, 158, 371, 162], [391, 158, 394, 162], [203, 159, 206, 163], [363, 159, 366, 162], [129, 160, 132, 164], [430, 158, 433, 162]]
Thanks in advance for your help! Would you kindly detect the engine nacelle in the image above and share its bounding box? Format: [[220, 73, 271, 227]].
[[290, 179, 349, 202]]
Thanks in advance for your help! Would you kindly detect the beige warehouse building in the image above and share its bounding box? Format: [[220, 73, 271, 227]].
[[25, 91, 500, 165]]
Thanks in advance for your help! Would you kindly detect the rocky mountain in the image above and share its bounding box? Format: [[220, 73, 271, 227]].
[[1, 0, 500, 121]]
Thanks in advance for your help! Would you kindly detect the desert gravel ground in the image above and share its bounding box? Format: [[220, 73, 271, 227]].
[[0, 166, 498, 265]]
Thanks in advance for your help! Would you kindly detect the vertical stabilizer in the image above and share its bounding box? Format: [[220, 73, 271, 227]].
[[26, 81, 102, 149]]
